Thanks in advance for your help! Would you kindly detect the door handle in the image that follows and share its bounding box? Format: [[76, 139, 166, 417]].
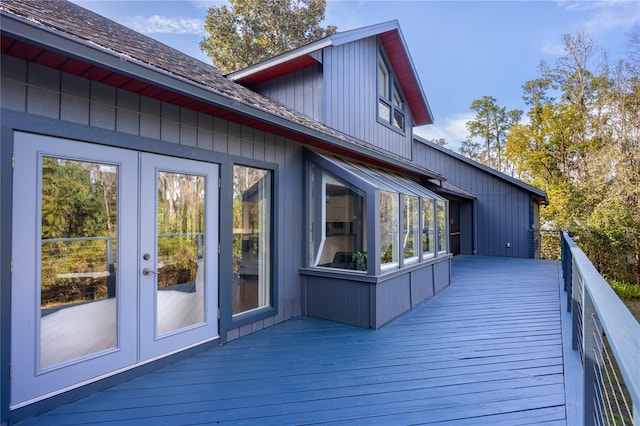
[[142, 268, 158, 276]]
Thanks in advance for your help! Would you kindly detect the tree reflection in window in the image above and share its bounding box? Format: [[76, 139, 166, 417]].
[[422, 198, 435, 259], [437, 200, 447, 254], [380, 191, 399, 270], [232, 165, 272, 315]]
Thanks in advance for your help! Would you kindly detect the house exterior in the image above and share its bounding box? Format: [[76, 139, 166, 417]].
[[0, 0, 545, 424], [413, 136, 548, 258]]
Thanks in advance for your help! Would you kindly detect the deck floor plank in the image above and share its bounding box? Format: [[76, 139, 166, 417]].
[[17, 256, 565, 425]]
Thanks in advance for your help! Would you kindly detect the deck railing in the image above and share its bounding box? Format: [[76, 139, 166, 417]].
[[562, 231, 639, 426]]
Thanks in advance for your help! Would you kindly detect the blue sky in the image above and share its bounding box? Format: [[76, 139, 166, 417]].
[[71, 1, 639, 151]]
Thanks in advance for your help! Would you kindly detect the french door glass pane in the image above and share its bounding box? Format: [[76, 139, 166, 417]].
[[40, 157, 118, 368], [232, 165, 271, 315], [156, 171, 205, 335]]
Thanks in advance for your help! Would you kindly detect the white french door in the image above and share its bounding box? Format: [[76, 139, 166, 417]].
[[11, 133, 218, 407], [139, 153, 218, 360]]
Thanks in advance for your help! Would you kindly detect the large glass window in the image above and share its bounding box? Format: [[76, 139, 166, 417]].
[[232, 165, 272, 315], [307, 153, 448, 275], [422, 198, 435, 259], [308, 164, 367, 271], [377, 52, 405, 131], [380, 191, 399, 270], [437, 200, 447, 254], [403, 195, 419, 264]]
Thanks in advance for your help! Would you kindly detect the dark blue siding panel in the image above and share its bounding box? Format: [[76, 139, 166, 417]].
[[253, 64, 323, 122], [304, 277, 371, 328], [413, 141, 535, 258], [434, 258, 451, 293], [324, 40, 412, 159], [375, 274, 411, 326], [410, 265, 435, 307]]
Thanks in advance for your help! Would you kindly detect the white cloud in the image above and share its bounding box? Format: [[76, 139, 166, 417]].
[[122, 15, 206, 35], [414, 112, 474, 152], [540, 42, 565, 57], [188, 1, 225, 10], [556, 0, 639, 34]]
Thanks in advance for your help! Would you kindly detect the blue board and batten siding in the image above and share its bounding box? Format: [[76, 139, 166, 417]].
[[324, 38, 413, 158], [252, 63, 324, 123], [254, 36, 414, 159], [413, 139, 535, 258], [1, 54, 304, 342]]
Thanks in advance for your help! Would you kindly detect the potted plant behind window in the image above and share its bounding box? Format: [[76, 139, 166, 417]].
[[351, 251, 367, 271]]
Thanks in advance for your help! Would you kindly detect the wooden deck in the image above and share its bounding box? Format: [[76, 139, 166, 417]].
[[17, 256, 567, 425]]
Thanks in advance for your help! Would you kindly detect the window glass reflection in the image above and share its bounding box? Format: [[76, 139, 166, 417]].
[[156, 171, 205, 335], [403, 195, 419, 264], [437, 200, 447, 254], [308, 164, 367, 271], [380, 191, 399, 270], [40, 157, 118, 368], [422, 198, 435, 258], [233, 166, 272, 314]]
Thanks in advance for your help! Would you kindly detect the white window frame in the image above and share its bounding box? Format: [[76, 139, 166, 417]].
[[377, 51, 406, 132]]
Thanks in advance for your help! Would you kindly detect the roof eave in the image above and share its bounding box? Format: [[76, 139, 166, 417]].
[[378, 26, 433, 126], [226, 37, 332, 83], [1, 11, 443, 182], [414, 135, 548, 203], [227, 20, 434, 125]]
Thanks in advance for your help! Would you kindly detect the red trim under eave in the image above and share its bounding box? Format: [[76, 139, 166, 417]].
[[379, 31, 432, 126], [233, 55, 319, 85], [1, 36, 427, 178]]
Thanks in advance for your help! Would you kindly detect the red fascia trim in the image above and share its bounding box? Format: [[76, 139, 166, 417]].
[[1, 36, 425, 179], [379, 31, 432, 125], [233, 55, 319, 85]]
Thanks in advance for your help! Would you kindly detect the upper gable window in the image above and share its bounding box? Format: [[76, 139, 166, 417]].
[[377, 52, 405, 132]]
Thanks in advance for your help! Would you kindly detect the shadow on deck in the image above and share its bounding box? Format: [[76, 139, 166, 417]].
[[18, 256, 569, 425]]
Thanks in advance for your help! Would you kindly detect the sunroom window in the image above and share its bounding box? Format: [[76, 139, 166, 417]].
[[422, 198, 435, 259], [306, 152, 448, 275], [308, 163, 367, 271], [380, 191, 399, 271], [437, 200, 448, 255], [403, 195, 420, 264], [378, 52, 405, 132]]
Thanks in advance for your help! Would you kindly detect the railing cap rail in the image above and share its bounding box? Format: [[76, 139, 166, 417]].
[[562, 232, 640, 406]]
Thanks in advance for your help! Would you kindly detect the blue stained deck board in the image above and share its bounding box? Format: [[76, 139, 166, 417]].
[[16, 256, 566, 425]]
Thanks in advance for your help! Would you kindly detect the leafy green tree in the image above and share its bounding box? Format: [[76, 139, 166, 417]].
[[41, 158, 108, 239], [200, 0, 337, 73], [465, 96, 522, 172], [458, 138, 482, 162], [505, 31, 640, 286]]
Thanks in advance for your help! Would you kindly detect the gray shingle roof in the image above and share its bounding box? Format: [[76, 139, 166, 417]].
[[1, 0, 443, 180]]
